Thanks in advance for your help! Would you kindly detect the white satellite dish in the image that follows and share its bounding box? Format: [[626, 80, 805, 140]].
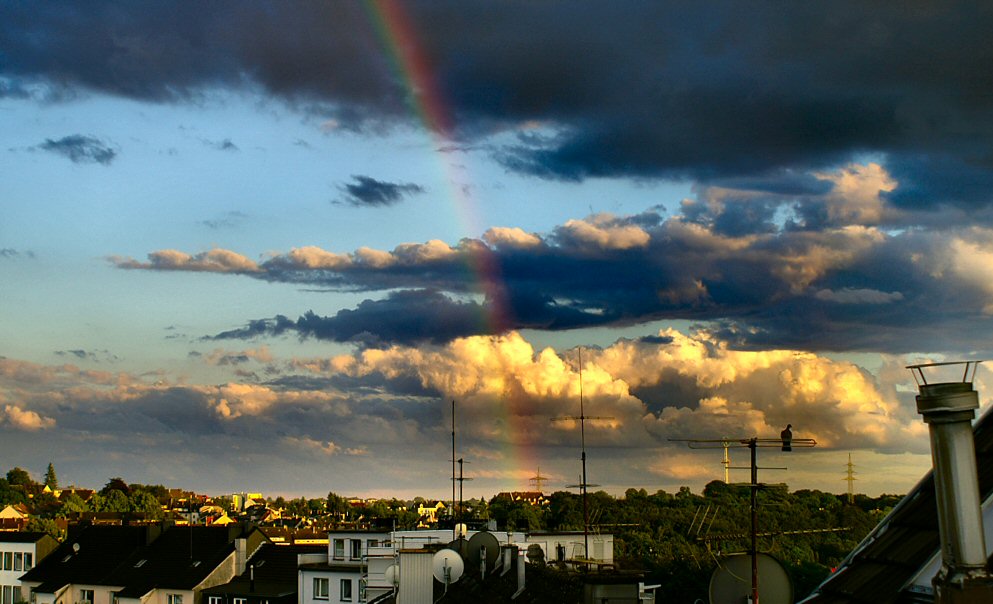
[[432, 549, 465, 585], [384, 564, 399, 586]]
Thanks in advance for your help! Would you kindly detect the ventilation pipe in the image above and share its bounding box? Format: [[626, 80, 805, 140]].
[[909, 361, 993, 603]]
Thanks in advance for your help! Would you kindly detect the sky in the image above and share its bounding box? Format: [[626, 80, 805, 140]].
[[3, 2, 993, 501]]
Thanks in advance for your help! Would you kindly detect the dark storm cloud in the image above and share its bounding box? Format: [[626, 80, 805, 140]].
[[211, 290, 488, 346], [5, 3, 993, 205], [337, 175, 426, 207], [36, 135, 117, 165], [135, 204, 993, 354]]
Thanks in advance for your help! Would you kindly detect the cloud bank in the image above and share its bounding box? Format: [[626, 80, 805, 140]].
[[111, 163, 993, 354], [4, 3, 993, 209], [0, 329, 954, 494]]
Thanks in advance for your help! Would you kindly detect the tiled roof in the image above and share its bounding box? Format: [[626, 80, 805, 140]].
[[802, 407, 993, 603]]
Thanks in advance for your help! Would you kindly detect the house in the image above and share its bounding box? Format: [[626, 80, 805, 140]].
[[494, 492, 551, 507], [413, 502, 445, 526], [0, 504, 31, 521], [801, 394, 993, 602], [299, 530, 390, 604], [0, 532, 59, 604], [20, 523, 268, 604], [201, 543, 326, 604]]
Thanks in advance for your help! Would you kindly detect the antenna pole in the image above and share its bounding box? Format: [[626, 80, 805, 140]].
[[451, 399, 456, 541], [579, 348, 590, 562], [750, 438, 759, 604]]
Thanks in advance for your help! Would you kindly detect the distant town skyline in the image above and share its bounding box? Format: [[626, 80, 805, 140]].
[[3, 3, 993, 500]]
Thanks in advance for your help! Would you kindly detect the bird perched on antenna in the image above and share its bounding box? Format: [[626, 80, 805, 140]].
[[781, 424, 793, 451]]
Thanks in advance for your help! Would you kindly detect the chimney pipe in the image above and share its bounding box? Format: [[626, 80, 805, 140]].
[[909, 361, 993, 603]]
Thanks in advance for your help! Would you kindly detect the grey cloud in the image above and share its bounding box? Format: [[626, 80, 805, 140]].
[[37, 134, 117, 165], [4, 3, 993, 206], [0, 249, 35, 259], [337, 175, 425, 207]]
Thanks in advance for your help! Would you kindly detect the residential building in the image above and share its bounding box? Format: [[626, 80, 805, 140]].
[[20, 523, 267, 604], [299, 531, 390, 604], [0, 532, 59, 604]]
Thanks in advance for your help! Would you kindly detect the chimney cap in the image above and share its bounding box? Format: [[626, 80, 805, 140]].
[[907, 360, 984, 388]]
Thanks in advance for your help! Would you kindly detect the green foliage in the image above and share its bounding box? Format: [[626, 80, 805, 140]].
[[484, 485, 897, 602], [6, 467, 34, 487], [129, 490, 164, 519], [101, 477, 130, 495], [0, 479, 27, 507], [44, 463, 58, 489], [25, 517, 63, 542]]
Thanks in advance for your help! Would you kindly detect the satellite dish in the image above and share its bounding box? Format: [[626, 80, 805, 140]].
[[466, 531, 500, 571], [432, 549, 464, 585], [72, 543, 80, 554], [384, 564, 400, 586], [709, 553, 793, 604]]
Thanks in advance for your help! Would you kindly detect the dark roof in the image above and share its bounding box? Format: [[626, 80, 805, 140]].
[[802, 406, 993, 603], [0, 531, 52, 544], [22, 523, 267, 596], [113, 525, 266, 596], [203, 543, 326, 598], [21, 524, 161, 592]]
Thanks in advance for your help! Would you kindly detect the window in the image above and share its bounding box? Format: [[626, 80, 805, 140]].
[[332, 539, 344, 560], [3, 553, 11, 571], [339, 580, 352, 602], [207, 597, 222, 604], [13, 554, 21, 572], [23, 554, 31, 570], [3, 585, 12, 604], [233, 598, 246, 604], [366, 539, 378, 550], [168, 594, 183, 604], [79, 589, 94, 604], [313, 577, 329, 600], [349, 539, 361, 560]]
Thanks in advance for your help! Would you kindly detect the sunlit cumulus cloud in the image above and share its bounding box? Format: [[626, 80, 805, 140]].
[[2, 404, 55, 431], [0, 328, 964, 492], [113, 249, 260, 273]]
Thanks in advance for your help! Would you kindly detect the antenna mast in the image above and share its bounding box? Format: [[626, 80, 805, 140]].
[[451, 399, 457, 541], [671, 435, 816, 604], [553, 347, 613, 564], [845, 453, 857, 504]]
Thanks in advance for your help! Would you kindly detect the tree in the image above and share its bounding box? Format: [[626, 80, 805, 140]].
[[44, 463, 58, 489], [98, 489, 130, 513], [59, 493, 88, 516], [25, 517, 63, 541], [327, 492, 349, 518], [0, 479, 27, 507], [130, 491, 164, 519], [6, 467, 34, 487], [101, 477, 130, 495]]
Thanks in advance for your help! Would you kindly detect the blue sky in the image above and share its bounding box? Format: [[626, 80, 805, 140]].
[[3, 2, 993, 499]]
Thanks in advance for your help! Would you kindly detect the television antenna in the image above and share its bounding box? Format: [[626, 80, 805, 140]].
[[454, 458, 472, 530], [671, 435, 815, 604], [552, 347, 613, 564]]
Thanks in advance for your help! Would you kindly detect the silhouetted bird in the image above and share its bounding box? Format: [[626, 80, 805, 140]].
[[781, 424, 793, 451]]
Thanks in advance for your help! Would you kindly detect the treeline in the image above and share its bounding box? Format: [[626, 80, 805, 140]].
[[0, 466, 168, 539], [486, 482, 901, 602]]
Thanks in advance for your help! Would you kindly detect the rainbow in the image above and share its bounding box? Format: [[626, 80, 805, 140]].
[[364, 0, 536, 491]]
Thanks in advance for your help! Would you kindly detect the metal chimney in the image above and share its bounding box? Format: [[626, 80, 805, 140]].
[[908, 361, 993, 603]]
